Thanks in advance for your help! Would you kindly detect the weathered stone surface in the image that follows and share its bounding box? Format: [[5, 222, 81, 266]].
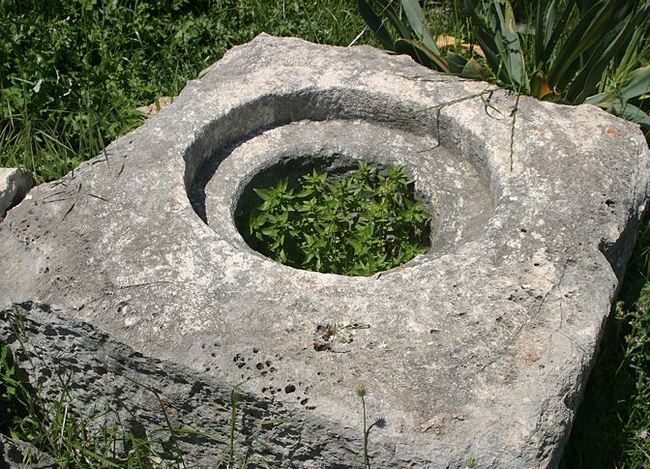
[[0, 168, 33, 220], [0, 433, 56, 468], [0, 303, 373, 467], [1, 34, 649, 467]]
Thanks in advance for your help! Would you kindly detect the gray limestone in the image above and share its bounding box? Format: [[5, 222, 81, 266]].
[[1, 34, 649, 467], [0, 434, 56, 468], [0, 302, 367, 467]]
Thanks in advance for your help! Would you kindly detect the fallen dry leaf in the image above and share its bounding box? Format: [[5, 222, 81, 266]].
[[436, 34, 485, 58]]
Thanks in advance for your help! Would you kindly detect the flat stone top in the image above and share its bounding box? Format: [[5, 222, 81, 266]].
[[1, 34, 649, 467]]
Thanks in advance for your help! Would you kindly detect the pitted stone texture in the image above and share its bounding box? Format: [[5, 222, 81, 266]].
[[0, 168, 33, 220], [1, 303, 386, 467], [1, 35, 649, 468]]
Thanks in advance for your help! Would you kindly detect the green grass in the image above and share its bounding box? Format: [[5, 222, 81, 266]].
[[0, 0, 649, 467], [0, 0, 366, 182]]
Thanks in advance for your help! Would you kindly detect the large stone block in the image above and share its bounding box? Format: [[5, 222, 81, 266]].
[[1, 35, 649, 467], [0, 168, 33, 221]]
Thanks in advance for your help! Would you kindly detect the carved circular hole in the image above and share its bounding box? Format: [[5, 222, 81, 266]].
[[233, 155, 432, 276]]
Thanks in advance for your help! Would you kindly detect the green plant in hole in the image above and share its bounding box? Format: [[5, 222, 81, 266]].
[[245, 162, 431, 276]]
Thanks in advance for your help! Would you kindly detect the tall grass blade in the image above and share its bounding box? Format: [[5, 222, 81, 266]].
[[566, 11, 638, 102], [574, 36, 641, 102], [534, 0, 544, 65], [617, 65, 650, 101], [400, 0, 441, 55], [463, 7, 503, 78], [383, 3, 414, 39], [614, 27, 646, 82], [494, 0, 527, 91], [541, 0, 575, 65], [394, 38, 449, 71], [549, 0, 615, 89], [357, 0, 394, 49]]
